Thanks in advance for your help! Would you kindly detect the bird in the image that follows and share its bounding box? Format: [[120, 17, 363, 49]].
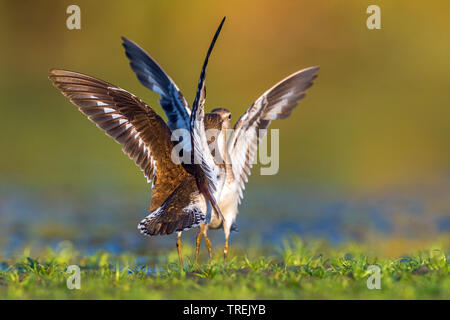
[[122, 18, 320, 262], [49, 17, 228, 266], [209, 66, 320, 262]]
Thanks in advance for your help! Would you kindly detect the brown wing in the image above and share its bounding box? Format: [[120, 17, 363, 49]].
[[138, 175, 206, 236], [48, 69, 189, 210]]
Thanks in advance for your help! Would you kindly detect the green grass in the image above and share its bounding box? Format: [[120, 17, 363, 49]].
[[0, 238, 448, 299]]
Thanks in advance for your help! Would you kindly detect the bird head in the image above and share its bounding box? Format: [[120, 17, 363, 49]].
[[210, 108, 231, 129], [204, 108, 231, 163]]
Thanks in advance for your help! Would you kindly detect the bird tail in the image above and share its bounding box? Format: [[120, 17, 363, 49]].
[[138, 205, 206, 236]]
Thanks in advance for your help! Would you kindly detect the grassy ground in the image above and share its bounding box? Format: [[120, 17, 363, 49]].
[[0, 238, 448, 299]]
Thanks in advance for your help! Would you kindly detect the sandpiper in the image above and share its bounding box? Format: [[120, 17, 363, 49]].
[[122, 18, 319, 262]]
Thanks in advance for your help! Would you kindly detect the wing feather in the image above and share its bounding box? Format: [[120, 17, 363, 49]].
[[49, 69, 189, 210], [122, 37, 191, 136], [228, 66, 319, 203]]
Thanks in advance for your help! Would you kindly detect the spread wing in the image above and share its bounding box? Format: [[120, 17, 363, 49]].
[[190, 17, 225, 219], [49, 69, 189, 210], [227, 66, 320, 202], [122, 37, 191, 136]]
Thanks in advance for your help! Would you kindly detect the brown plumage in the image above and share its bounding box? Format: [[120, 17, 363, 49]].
[[139, 114, 228, 236], [138, 175, 204, 235]]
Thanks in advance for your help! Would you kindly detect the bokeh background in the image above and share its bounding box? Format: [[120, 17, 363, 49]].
[[1, 1, 449, 260]]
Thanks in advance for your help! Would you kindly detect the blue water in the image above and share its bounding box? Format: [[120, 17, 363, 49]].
[[0, 184, 449, 257]]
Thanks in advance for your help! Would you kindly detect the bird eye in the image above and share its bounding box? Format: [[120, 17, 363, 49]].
[[228, 114, 231, 120]]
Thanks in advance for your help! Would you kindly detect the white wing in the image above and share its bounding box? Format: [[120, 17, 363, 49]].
[[227, 66, 320, 202]]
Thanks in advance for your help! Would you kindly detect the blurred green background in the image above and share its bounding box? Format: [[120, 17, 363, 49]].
[[1, 0, 450, 192], [0, 1, 449, 257]]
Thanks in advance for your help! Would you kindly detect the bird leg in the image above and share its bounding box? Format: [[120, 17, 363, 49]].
[[223, 235, 229, 262], [195, 224, 213, 264], [176, 232, 183, 267], [195, 229, 203, 265], [203, 227, 212, 261], [223, 220, 232, 263]]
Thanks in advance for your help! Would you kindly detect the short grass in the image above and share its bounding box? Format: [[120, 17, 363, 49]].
[[0, 238, 448, 299]]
